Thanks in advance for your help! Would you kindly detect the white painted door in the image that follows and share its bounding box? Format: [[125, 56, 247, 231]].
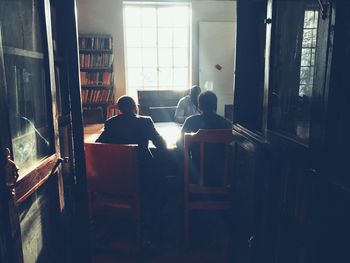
[[199, 22, 236, 116]]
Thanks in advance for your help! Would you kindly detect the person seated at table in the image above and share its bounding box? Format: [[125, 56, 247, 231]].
[[96, 95, 166, 246], [177, 90, 232, 186], [96, 95, 167, 161], [174, 85, 201, 124], [180, 90, 232, 134]]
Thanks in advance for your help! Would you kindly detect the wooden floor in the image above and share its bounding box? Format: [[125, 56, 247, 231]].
[[91, 202, 231, 263], [86, 123, 232, 262], [91, 219, 231, 263]]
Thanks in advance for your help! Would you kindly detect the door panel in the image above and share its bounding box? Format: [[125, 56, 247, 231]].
[[0, 0, 65, 262]]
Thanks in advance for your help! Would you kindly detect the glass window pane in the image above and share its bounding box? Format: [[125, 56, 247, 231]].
[[312, 12, 319, 28], [1, 0, 53, 175], [158, 7, 173, 27], [311, 49, 316, 65], [159, 48, 172, 67], [0, 0, 43, 52], [128, 68, 143, 87], [158, 28, 172, 47], [124, 4, 191, 95], [124, 7, 141, 27], [127, 88, 139, 102], [174, 48, 188, 67], [126, 28, 142, 47], [143, 68, 157, 87], [301, 48, 311, 66], [173, 28, 188, 47], [268, 2, 320, 144], [159, 68, 173, 87], [299, 67, 311, 85], [172, 7, 190, 27], [173, 68, 188, 87], [302, 29, 313, 48], [311, 29, 317, 47], [142, 48, 157, 67], [142, 28, 156, 47], [127, 48, 142, 67], [304, 11, 314, 28], [141, 8, 156, 27]]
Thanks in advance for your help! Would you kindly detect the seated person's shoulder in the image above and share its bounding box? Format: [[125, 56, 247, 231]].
[[219, 115, 232, 129], [135, 115, 155, 126], [103, 115, 119, 127], [182, 114, 201, 132], [184, 114, 201, 125], [178, 95, 190, 104], [136, 115, 152, 121]]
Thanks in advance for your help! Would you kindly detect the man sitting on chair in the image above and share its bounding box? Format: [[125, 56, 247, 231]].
[[96, 96, 166, 162], [96, 96, 166, 246], [181, 90, 232, 134], [174, 85, 201, 124], [178, 90, 232, 186]]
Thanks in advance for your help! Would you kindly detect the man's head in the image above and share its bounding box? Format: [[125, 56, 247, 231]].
[[117, 96, 137, 115], [198, 91, 217, 113], [190, 85, 201, 107]]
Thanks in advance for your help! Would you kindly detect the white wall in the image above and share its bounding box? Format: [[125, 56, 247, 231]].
[[77, 0, 126, 99], [192, 1, 236, 85], [76, 0, 236, 101]]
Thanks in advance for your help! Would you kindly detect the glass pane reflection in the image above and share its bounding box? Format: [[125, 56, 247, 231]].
[[268, 0, 319, 143], [0, 0, 53, 175]]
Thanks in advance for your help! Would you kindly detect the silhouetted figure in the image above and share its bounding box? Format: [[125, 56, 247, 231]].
[[174, 85, 201, 123], [96, 96, 167, 247], [178, 91, 232, 186]]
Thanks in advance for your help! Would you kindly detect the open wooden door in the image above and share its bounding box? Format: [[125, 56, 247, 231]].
[[0, 0, 88, 262]]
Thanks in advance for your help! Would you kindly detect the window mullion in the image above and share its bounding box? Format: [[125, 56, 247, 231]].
[[140, 9, 144, 90], [156, 7, 160, 90]]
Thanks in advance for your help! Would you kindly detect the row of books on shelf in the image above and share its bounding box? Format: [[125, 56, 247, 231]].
[[79, 53, 114, 68], [80, 71, 112, 86], [81, 89, 114, 104], [79, 36, 112, 50]]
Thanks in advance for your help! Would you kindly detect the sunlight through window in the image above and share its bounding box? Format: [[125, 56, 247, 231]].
[[124, 3, 191, 99]]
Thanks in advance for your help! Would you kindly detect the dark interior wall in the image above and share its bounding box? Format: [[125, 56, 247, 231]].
[[234, 0, 267, 132]]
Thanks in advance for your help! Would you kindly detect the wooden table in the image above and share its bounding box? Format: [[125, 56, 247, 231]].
[[84, 123, 104, 143], [83, 122, 182, 148]]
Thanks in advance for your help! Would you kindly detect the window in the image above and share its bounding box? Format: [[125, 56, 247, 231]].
[[299, 10, 319, 97], [124, 3, 191, 99], [268, 1, 320, 144]]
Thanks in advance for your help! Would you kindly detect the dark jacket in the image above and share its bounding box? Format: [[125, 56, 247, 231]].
[[181, 112, 232, 134], [96, 114, 166, 163]]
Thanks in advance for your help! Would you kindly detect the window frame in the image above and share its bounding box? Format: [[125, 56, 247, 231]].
[[123, 2, 192, 99]]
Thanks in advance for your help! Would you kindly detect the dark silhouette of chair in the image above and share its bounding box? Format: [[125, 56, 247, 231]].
[[183, 129, 235, 245], [84, 142, 141, 248]]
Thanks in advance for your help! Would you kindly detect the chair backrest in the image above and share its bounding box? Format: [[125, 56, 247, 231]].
[[184, 129, 235, 191], [107, 104, 119, 119], [85, 142, 139, 197]]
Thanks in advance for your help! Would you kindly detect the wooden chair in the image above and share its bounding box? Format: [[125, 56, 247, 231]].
[[107, 104, 119, 118], [84, 142, 141, 247], [183, 129, 236, 245]]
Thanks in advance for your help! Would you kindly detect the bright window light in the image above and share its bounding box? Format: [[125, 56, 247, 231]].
[[124, 3, 191, 99]]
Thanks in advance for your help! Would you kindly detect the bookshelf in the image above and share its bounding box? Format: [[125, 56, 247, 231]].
[[79, 34, 114, 124]]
